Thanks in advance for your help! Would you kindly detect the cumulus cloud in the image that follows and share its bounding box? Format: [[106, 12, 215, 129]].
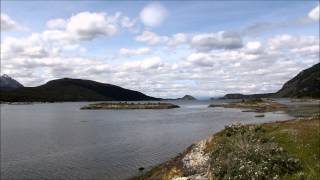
[[66, 12, 118, 41], [122, 57, 163, 71], [167, 33, 188, 46], [46, 18, 66, 29], [2, 33, 319, 98], [1, 13, 28, 31], [135, 31, 168, 45], [186, 53, 214, 67], [135, 31, 188, 46], [42, 11, 137, 45], [1, 9, 319, 98], [1, 35, 49, 60], [1, 12, 125, 64], [120, 16, 137, 29], [140, 2, 168, 27], [267, 34, 318, 50], [308, 4, 319, 21], [119, 47, 151, 56], [191, 31, 243, 51], [244, 41, 264, 54]]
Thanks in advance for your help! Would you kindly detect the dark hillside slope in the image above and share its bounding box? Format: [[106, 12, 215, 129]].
[[275, 63, 320, 98], [0, 78, 159, 102], [0, 74, 24, 90], [221, 63, 320, 99]]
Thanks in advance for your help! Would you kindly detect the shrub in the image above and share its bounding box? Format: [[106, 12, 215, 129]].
[[242, 98, 264, 104], [210, 124, 301, 180]]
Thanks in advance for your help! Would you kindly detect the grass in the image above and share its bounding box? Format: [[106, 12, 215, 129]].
[[263, 118, 320, 180], [209, 118, 320, 180], [210, 123, 301, 180], [131, 118, 320, 180]]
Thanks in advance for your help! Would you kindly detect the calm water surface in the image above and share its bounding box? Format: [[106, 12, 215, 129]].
[[1, 100, 293, 180]]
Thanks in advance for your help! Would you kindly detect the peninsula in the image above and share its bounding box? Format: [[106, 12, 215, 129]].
[[209, 98, 287, 113], [81, 102, 180, 110]]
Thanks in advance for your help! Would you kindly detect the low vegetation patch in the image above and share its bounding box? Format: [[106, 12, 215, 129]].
[[81, 102, 180, 110], [210, 124, 301, 180], [209, 98, 287, 113], [255, 114, 265, 118], [263, 118, 320, 180], [131, 118, 320, 180]]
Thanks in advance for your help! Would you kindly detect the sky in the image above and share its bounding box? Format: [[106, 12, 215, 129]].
[[1, 0, 319, 98]]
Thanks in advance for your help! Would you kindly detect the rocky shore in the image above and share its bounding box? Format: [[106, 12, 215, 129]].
[[133, 117, 320, 180], [81, 102, 180, 110], [133, 100, 320, 180]]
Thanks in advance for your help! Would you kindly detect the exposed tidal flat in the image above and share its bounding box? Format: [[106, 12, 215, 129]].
[[0, 99, 318, 180]]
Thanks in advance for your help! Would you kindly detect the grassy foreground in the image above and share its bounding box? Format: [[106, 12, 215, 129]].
[[264, 118, 320, 179], [132, 117, 320, 180]]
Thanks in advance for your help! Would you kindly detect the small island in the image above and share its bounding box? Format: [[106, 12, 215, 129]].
[[178, 95, 197, 100], [80, 102, 180, 110], [208, 98, 287, 112]]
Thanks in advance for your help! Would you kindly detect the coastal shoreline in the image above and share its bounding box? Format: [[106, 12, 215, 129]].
[[133, 100, 320, 180]]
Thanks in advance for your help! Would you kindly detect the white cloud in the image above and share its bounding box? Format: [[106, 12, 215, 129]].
[[2, 32, 319, 98], [1, 13, 16, 31], [66, 12, 118, 41], [1, 8, 319, 98], [167, 33, 188, 46], [191, 31, 243, 51], [267, 34, 318, 50], [187, 53, 213, 67], [41, 30, 75, 46], [121, 16, 136, 29], [41, 11, 140, 46], [119, 47, 151, 56], [135, 31, 188, 46], [135, 31, 168, 45], [308, 4, 319, 21], [122, 57, 163, 71], [1, 34, 49, 60], [46, 18, 66, 29], [1, 13, 28, 31], [244, 41, 263, 54], [140, 2, 168, 27]]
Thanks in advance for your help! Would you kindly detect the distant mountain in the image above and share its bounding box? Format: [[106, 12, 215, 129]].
[[274, 63, 320, 98], [0, 78, 160, 102], [0, 74, 24, 90], [221, 93, 273, 99], [222, 63, 320, 99], [178, 95, 197, 100]]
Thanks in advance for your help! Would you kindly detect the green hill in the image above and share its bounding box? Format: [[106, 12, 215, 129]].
[[275, 63, 320, 98], [221, 63, 320, 99]]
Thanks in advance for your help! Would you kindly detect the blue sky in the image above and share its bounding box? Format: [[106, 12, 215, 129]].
[[1, 1, 319, 98]]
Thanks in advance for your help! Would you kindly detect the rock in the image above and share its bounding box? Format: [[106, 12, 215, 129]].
[[0, 74, 24, 90], [182, 139, 210, 174]]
